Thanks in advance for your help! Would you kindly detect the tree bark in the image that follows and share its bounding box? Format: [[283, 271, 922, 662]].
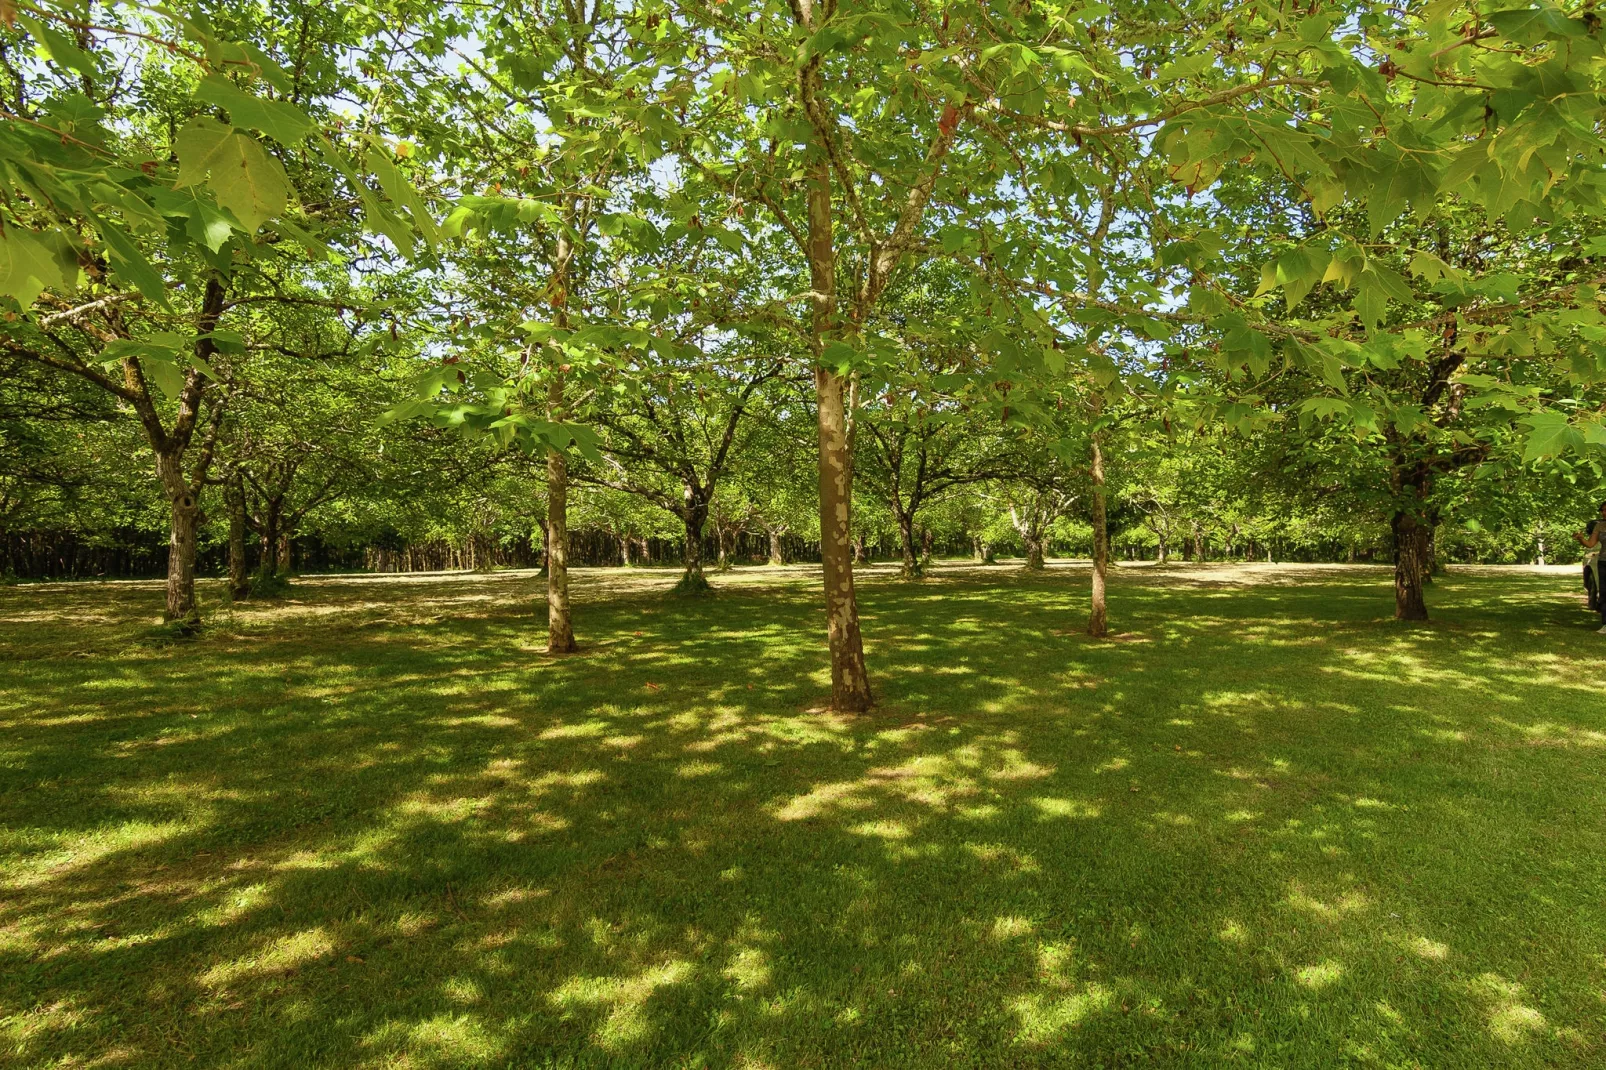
[[166, 486, 202, 628], [679, 503, 709, 586], [896, 511, 921, 578], [619, 533, 633, 567], [1392, 509, 1430, 620], [1088, 429, 1109, 638], [546, 444, 577, 651], [817, 367, 872, 711], [852, 534, 866, 564], [804, 129, 871, 710], [1024, 535, 1045, 570], [767, 527, 785, 566], [226, 473, 249, 600], [920, 526, 934, 568], [1155, 532, 1168, 566]]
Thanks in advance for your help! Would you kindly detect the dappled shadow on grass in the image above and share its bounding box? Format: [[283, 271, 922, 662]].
[[1, 565, 1605, 1066]]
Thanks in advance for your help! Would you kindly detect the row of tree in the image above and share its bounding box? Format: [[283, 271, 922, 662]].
[[5, 1, 1606, 711]]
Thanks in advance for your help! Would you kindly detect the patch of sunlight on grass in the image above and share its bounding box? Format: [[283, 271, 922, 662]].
[[1296, 961, 1346, 990], [5, 819, 195, 888], [964, 842, 1041, 873], [1286, 884, 1371, 918], [200, 927, 335, 988], [548, 960, 695, 1052], [992, 915, 1035, 940], [1030, 796, 1102, 820], [442, 977, 483, 1005], [1411, 936, 1449, 960], [409, 1013, 504, 1060], [1096, 757, 1130, 772], [539, 720, 611, 740], [771, 782, 870, 821], [192, 883, 271, 928], [723, 948, 771, 992], [395, 794, 494, 822], [1009, 983, 1114, 1044], [849, 819, 911, 840], [1471, 973, 1548, 1043], [675, 760, 721, 778], [1218, 920, 1247, 942]]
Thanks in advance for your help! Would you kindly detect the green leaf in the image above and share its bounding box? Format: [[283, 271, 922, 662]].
[[0, 228, 73, 307], [195, 75, 316, 146], [178, 124, 289, 233], [174, 117, 236, 187], [1521, 411, 1582, 462], [17, 15, 98, 80], [94, 219, 168, 304]]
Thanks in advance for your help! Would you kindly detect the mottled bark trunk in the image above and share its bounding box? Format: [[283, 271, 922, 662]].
[[1192, 522, 1205, 562], [258, 518, 278, 574], [817, 367, 871, 711], [852, 534, 866, 564], [619, 533, 633, 567], [806, 133, 870, 710], [1088, 431, 1109, 638], [226, 475, 249, 600], [920, 526, 934, 568], [1392, 509, 1430, 621], [767, 528, 785, 566], [1155, 532, 1168, 566], [276, 532, 291, 573], [971, 534, 984, 563], [896, 511, 921, 578], [1024, 534, 1045, 570], [680, 504, 708, 585], [716, 524, 734, 570], [546, 442, 577, 652], [165, 479, 202, 629]]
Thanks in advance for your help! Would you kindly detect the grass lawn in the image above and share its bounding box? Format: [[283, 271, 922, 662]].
[[3, 561, 1605, 1068]]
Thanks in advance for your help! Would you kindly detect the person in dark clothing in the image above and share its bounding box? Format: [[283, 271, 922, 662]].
[[1573, 502, 1606, 631]]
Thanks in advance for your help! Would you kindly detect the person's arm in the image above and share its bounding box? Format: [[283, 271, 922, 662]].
[[1579, 524, 1600, 548]]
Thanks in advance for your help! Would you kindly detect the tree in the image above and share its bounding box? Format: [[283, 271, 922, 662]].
[[0, 1, 429, 627]]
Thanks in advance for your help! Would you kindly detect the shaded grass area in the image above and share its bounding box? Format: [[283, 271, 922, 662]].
[[2, 562, 1605, 1068]]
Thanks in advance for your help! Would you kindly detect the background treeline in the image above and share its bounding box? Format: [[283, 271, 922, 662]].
[[6, 370, 1595, 581]]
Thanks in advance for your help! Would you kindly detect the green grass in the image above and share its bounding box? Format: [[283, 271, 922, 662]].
[[3, 561, 1605, 1068]]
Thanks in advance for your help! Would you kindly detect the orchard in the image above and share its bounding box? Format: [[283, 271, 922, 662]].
[[5, 2, 1606, 1065]]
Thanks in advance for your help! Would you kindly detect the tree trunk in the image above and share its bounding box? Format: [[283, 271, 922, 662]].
[[276, 531, 291, 573], [226, 475, 249, 600], [545, 421, 577, 652], [768, 528, 785, 566], [816, 367, 872, 711], [971, 534, 984, 563], [679, 504, 709, 588], [165, 481, 202, 629], [1392, 509, 1430, 621], [1156, 532, 1168, 566], [1024, 534, 1045, 570], [896, 511, 921, 578], [620, 533, 633, 567], [852, 534, 866, 564], [1088, 430, 1109, 638], [920, 526, 934, 568], [716, 524, 734, 570], [1192, 522, 1205, 562]]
